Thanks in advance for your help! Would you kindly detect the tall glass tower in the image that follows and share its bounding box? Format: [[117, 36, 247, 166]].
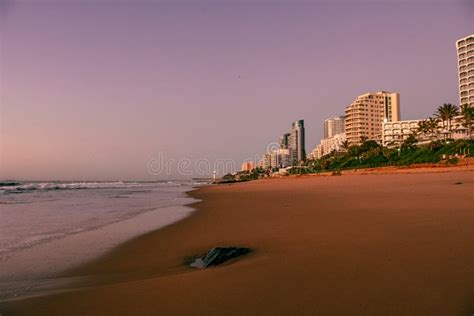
[[289, 120, 306, 164]]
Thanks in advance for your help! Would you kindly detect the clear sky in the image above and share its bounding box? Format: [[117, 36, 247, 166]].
[[0, 0, 472, 180]]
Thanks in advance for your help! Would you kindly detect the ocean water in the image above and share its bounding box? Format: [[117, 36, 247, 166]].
[[0, 180, 204, 300]]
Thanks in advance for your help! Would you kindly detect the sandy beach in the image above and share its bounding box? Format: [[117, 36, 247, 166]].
[[1, 170, 474, 315]]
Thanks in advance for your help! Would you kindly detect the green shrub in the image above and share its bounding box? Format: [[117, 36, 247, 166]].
[[446, 157, 459, 165]]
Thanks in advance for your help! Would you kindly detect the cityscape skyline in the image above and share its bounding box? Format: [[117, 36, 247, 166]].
[[0, 1, 472, 180], [254, 32, 473, 167]]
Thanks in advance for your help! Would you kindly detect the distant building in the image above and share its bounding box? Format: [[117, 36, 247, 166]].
[[324, 116, 345, 138], [345, 91, 400, 145], [383, 116, 470, 147], [456, 34, 474, 108], [270, 151, 279, 169], [308, 144, 324, 160], [279, 133, 290, 149], [309, 132, 346, 160], [289, 120, 306, 163], [278, 148, 291, 168], [241, 161, 255, 172], [382, 119, 422, 147], [321, 133, 346, 156], [268, 148, 291, 169], [258, 153, 271, 169]]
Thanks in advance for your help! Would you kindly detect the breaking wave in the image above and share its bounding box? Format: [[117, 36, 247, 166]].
[[0, 181, 196, 194]]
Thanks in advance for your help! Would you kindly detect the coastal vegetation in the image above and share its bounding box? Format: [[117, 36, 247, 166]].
[[301, 138, 473, 175], [220, 168, 269, 183]]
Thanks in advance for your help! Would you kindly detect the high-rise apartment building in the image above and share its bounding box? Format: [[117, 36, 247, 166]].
[[457, 34, 474, 108], [270, 148, 291, 169], [323, 116, 345, 138], [289, 120, 306, 163], [279, 133, 290, 149], [258, 153, 271, 169], [345, 91, 400, 145]]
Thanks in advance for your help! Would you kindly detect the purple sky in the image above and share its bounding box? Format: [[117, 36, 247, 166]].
[[0, 0, 473, 180]]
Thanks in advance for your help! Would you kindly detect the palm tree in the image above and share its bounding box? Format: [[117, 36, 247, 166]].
[[401, 132, 418, 151], [359, 135, 369, 144], [435, 103, 459, 137], [341, 140, 350, 151], [425, 117, 440, 141], [460, 105, 474, 139], [417, 120, 429, 139]]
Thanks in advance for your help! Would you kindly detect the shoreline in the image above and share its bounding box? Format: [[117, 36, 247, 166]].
[[2, 170, 474, 315], [0, 188, 199, 302]]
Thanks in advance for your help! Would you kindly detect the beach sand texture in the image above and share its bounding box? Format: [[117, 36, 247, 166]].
[[1, 171, 474, 315]]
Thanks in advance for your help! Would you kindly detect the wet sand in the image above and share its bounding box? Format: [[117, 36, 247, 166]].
[[1, 171, 474, 315]]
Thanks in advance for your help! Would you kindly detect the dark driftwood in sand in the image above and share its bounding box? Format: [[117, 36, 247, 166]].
[[190, 247, 251, 268]]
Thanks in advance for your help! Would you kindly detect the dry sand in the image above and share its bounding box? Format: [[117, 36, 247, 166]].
[[1, 171, 474, 315]]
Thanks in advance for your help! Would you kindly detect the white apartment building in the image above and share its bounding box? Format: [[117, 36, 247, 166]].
[[345, 91, 400, 145], [308, 145, 324, 160], [382, 119, 422, 147], [383, 116, 470, 147], [324, 116, 345, 138], [308, 133, 346, 160], [457, 34, 474, 108], [258, 153, 271, 169], [321, 133, 346, 156]]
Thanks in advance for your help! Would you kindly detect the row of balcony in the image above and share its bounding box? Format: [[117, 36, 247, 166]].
[[346, 114, 384, 118], [458, 45, 474, 53], [460, 77, 474, 84], [347, 104, 387, 109], [460, 70, 474, 77], [384, 126, 418, 131], [459, 57, 474, 65], [347, 125, 380, 129], [347, 105, 383, 111], [460, 96, 474, 102], [460, 83, 474, 90], [347, 127, 372, 131], [384, 125, 419, 130], [383, 132, 409, 136], [457, 37, 474, 47], [459, 51, 474, 59], [460, 89, 474, 95], [345, 120, 383, 124], [346, 110, 385, 114], [459, 64, 474, 72]]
